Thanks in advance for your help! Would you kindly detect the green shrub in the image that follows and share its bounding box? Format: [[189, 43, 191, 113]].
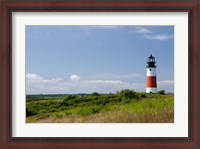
[[26, 107, 37, 116], [60, 101, 68, 106], [102, 98, 110, 105], [38, 109, 47, 114], [91, 92, 100, 96], [138, 92, 147, 98], [65, 111, 72, 116], [48, 108, 59, 113], [77, 108, 93, 115], [63, 95, 77, 102], [91, 107, 101, 114], [119, 89, 138, 99], [141, 94, 146, 98], [77, 106, 103, 115], [157, 90, 165, 95], [122, 99, 131, 103], [67, 100, 75, 105], [47, 99, 54, 106]]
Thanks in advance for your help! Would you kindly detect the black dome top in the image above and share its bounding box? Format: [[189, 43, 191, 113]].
[[146, 54, 156, 68], [149, 54, 154, 59]]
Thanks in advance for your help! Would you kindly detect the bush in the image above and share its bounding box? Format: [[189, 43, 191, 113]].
[[60, 101, 68, 106], [91, 107, 101, 114], [119, 89, 138, 99], [91, 92, 100, 96], [65, 111, 72, 116], [77, 106, 103, 115], [48, 108, 59, 113], [26, 107, 37, 116], [63, 95, 77, 102], [102, 98, 109, 105], [157, 90, 165, 95], [122, 99, 131, 103], [141, 94, 146, 98], [77, 107, 93, 115], [47, 100, 55, 106], [38, 109, 47, 114]]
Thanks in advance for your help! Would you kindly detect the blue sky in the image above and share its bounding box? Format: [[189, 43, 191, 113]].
[[26, 25, 174, 94]]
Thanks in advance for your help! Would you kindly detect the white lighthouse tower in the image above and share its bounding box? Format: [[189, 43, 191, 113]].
[[146, 54, 157, 93]]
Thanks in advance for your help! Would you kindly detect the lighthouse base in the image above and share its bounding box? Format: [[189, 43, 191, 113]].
[[146, 88, 157, 93]]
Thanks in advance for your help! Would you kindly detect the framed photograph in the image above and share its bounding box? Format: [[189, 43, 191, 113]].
[[0, 0, 199, 148]]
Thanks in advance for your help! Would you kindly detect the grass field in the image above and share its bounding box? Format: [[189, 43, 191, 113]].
[[26, 90, 174, 123]]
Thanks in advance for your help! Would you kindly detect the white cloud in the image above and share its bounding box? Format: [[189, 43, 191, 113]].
[[130, 27, 173, 41], [132, 27, 152, 34], [85, 80, 126, 85], [26, 73, 42, 80], [26, 73, 63, 83], [52, 77, 63, 81], [144, 34, 173, 41], [70, 74, 80, 81], [26, 73, 174, 94], [26, 73, 145, 94], [86, 73, 142, 80]]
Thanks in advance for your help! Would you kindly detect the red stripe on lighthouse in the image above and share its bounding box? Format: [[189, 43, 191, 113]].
[[146, 76, 157, 88]]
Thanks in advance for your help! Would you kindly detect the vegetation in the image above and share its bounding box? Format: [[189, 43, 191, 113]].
[[26, 90, 174, 123], [157, 90, 166, 95]]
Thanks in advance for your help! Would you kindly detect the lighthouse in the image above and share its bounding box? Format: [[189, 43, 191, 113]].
[[146, 54, 157, 93]]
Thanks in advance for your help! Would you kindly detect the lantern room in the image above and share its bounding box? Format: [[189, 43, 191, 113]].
[[146, 54, 156, 68]]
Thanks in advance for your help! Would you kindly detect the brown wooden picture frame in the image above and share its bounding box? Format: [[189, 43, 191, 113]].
[[0, 0, 199, 148]]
